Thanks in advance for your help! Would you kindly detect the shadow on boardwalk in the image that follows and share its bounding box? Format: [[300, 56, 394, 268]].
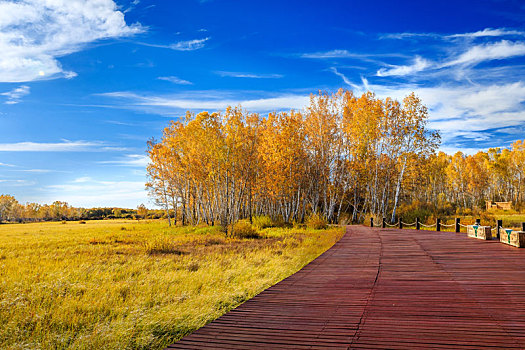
[[168, 226, 525, 349]]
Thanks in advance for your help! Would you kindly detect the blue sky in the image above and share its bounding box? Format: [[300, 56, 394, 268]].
[[1, 0, 525, 208]]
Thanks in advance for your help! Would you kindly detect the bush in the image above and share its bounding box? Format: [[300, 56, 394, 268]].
[[479, 211, 495, 226], [306, 213, 328, 230], [364, 213, 382, 227], [143, 237, 185, 255], [252, 215, 273, 230], [397, 200, 433, 224], [231, 220, 260, 239]]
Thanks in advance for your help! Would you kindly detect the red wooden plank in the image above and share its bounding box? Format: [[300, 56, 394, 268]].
[[167, 226, 525, 349]]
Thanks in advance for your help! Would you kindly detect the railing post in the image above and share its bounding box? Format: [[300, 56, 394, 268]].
[[370, 217, 374, 228], [475, 218, 481, 225], [399, 218, 403, 229], [436, 218, 441, 231], [497, 219, 502, 239], [382, 217, 386, 228], [455, 218, 460, 233], [416, 217, 420, 230], [522, 222, 525, 231]]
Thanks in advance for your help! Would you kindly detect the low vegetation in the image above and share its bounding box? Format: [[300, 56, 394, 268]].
[[0, 219, 344, 349]]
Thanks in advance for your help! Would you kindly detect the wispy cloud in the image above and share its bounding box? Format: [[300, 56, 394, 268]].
[[382, 28, 525, 41], [1, 85, 30, 104], [300, 49, 399, 60], [139, 38, 210, 51], [99, 154, 149, 167], [157, 76, 193, 85], [443, 40, 525, 67], [379, 32, 440, 40], [0, 0, 143, 82], [374, 40, 525, 78], [0, 140, 125, 152], [377, 56, 431, 77], [0, 162, 15, 167], [170, 37, 209, 51], [301, 49, 362, 59], [329, 67, 359, 89], [446, 28, 525, 39], [0, 179, 35, 186], [99, 90, 310, 113], [16, 168, 66, 173], [215, 71, 283, 78]]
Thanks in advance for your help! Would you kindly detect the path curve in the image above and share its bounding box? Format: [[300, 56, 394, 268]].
[[168, 226, 525, 349]]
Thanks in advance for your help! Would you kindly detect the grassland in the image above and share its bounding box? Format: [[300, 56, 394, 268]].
[[0, 219, 344, 350]]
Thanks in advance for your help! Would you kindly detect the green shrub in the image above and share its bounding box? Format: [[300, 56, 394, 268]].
[[306, 213, 328, 230], [231, 220, 260, 239], [252, 215, 273, 230]]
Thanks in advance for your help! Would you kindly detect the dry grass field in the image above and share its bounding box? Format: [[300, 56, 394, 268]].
[[0, 219, 344, 349]]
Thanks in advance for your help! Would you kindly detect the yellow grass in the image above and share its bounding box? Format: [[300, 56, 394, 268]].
[[0, 219, 344, 349]]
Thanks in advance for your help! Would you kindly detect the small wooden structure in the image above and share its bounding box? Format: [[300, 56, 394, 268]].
[[500, 229, 525, 247], [486, 200, 512, 211], [467, 225, 492, 240]]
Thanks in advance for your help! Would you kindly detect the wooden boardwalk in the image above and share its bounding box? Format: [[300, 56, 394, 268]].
[[168, 226, 525, 349]]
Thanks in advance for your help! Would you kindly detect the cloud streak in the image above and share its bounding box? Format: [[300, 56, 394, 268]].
[[1, 85, 30, 104], [443, 40, 525, 67], [139, 38, 210, 51], [215, 71, 283, 78], [377, 57, 431, 77], [99, 90, 310, 113], [99, 154, 149, 167], [0, 140, 125, 152], [157, 76, 193, 85]]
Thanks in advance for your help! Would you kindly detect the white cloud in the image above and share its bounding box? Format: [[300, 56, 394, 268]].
[[1, 85, 30, 104], [169, 38, 209, 51], [0, 0, 143, 82], [99, 91, 310, 112], [382, 28, 524, 41], [379, 32, 439, 40], [374, 40, 525, 78], [329, 67, 358, 88], [137, 37, 210, 51], [0, 162, 15, 167], [100, 154, 149, 167], [377, 56, 431, 77], [157, 76, 193, 85], [0, 140, 123, 152], [302, 49, 361, 59], [215, 71, 283, 78], [447, 28, 525, 39], [443, 40, 525, 67], [0, 179, 35, 186]]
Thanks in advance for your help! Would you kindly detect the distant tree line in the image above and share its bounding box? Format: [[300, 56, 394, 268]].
[[0, 196, 165, 223], [414, 141, 525, 212]]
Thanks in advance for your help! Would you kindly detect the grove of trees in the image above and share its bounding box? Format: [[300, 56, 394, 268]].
[[146, 89, 442, 227]]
